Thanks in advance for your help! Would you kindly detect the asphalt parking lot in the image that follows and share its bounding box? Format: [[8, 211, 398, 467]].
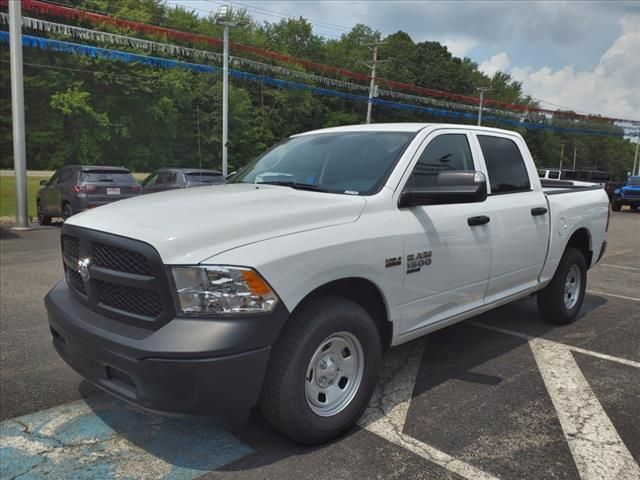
[[1, 211, 638, 479]]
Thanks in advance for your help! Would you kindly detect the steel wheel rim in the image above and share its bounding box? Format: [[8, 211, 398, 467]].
[[305, 331, 365, 417], [564, 264, 581, 309]]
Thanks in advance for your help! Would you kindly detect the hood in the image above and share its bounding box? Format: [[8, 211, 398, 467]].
[[621, 185, 640, 192], [67, 183, 366, 264]]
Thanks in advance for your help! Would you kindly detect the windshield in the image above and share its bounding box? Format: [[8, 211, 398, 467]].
[[231, 131, 416, 195], [185, 172, 224, 183], [629, 177, 640, 186], [82, 171, 135, 183]]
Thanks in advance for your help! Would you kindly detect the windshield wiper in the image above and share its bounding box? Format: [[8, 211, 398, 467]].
[[258, 181, 330, 192]]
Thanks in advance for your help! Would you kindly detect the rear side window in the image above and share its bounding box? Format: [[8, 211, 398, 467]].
[[478, 136, 530, 194], [409, 134, 474, 188], [157, 172, 176, 184], [82, 170, 135, 184], [58, 169, 74, 183]]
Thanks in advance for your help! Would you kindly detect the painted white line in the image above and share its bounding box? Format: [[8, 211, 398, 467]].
[[469, 322, 640, 369], [598, 263, 640, 272], [586, 290, 640, 303], [530, 339, 640, 480], [359, 341, 499, 480]]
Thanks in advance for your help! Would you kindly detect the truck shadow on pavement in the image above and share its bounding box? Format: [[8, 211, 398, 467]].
[[81, 295, 610, 477]]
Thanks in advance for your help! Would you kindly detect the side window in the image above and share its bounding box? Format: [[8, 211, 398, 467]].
[[549, 171, 560, 180], [157, 172, 173, 184], [143, 173, 159, 187], [409, 134, 474, 188], [478, 135, 531, 194], [47, 171, 60, 186]]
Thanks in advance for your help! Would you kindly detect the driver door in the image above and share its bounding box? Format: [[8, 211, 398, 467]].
[[396, 130, 492, 338]]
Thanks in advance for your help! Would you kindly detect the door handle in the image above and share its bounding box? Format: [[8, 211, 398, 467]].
[[531, 207, 548, 216], [468, 215, 490, 226]]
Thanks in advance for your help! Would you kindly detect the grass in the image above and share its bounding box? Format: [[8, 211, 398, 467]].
[[0, 172, 148, 219], [0, 175, 51, 219]]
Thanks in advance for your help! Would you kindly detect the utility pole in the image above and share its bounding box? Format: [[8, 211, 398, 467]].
[[559, 143, 565, 171], [632, 130, 639, 176], [196, 105, 202, 171], [215, 4, 246, 177], [572, 146, 577, 170], [363, 41, 388, 124], [477, 87, 494, 126], [9, 0, 30, 230]]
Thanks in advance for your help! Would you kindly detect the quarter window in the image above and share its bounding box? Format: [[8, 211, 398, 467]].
[[478, 135, 530, 194], [409, 134, 474, 188]]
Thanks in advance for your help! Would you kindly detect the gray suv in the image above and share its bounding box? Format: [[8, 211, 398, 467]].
[[36, 165, 141, 225], [141, 168, 224, 194]]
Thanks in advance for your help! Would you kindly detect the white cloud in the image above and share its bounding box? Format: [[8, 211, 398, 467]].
[[440, 38, 479, 58], [478, 52, 511, 77], [508, 14, 640, 119]]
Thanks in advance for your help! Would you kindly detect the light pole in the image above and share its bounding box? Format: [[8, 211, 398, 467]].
[[9, 0, 30, 230], [215, 4, 246, 177], [633, 131, 639, 176], [559, 143, 565, 172], [477, 87, 494, 126]]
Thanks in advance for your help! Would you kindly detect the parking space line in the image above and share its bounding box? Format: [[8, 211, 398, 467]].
[[469, 322, 640, 369], [359, 341, 499, 480], [586, 290, 640, 303], [598, 264, 640, 272], [531, 339, 640, 480]]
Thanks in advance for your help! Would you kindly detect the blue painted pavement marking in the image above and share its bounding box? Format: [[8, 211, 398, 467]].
[[0, 395, 253, 479]]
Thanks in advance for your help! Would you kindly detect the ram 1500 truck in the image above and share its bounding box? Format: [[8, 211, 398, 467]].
[[45, 124, 610, 445]]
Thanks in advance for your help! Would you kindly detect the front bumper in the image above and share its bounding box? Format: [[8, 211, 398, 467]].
[[45, 281, 289, 415]]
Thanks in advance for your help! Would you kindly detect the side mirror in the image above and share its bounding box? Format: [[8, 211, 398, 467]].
[[399, 171, 488, 208], [40, 180, 48, 186]]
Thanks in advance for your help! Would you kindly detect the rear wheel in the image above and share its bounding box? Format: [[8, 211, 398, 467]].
[[37, 201, 52, 226], [611, 199, 622, 211], [62, 203, 73, 220], [537, 247, 587, 325], [260, 296, 382, 445]]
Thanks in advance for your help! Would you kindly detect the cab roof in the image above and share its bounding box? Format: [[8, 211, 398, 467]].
[[293, 123, 520, 137]]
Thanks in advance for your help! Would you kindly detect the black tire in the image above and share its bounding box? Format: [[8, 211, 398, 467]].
[[37, 201, 52, 226], [260, 295, 382, 445], [62, 202, 73, 220], [537, 247, 587, 325], [611, 199, 622, 211]]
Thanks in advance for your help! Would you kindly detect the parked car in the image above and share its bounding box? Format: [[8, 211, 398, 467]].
[[46, 124, 609, 445], [141, 168, 224, 194], [611, 175, 640, 211], [36, 165, 141, 225]]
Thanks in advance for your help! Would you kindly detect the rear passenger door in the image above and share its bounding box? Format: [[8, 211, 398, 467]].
[[473, 133, 549, 303]]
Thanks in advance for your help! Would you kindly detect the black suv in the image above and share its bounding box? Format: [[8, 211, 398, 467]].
[[37, 165, 141, 224], [141, 168, 224, 194]]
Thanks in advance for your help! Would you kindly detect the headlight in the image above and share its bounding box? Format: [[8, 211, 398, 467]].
[[172, 266, 278, 315]]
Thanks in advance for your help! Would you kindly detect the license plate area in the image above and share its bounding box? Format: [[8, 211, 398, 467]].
[[106, 187, 121, 195]]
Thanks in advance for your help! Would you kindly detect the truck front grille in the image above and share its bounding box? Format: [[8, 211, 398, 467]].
[[60, 225, 175, 329], [96, 280, 163, 317], [93, 243, 152, 276]]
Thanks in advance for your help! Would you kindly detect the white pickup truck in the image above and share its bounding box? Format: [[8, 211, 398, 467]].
[[46, 123, 609, 445]]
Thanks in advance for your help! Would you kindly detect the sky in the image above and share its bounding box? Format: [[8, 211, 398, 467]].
[[170, 1, 640, 121]]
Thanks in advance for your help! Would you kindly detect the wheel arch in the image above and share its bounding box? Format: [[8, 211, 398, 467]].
[[565, 227, 593, 268], [288, 277, 393, 351]]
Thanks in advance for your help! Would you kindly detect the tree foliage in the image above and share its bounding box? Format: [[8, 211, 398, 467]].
[[0, 0, 636, 179]]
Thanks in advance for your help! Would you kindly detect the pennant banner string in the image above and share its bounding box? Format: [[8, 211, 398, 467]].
[[0, 31, 635, 137], [3, 0, 638, 125]]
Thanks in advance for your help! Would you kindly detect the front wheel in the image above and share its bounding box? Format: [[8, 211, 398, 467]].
[[260, 296, 382, 445], [62, 203, 74, 220], [537, 247, 587, 325]]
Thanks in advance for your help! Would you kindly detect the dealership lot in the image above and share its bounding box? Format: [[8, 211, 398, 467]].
[[1, 212, 638, 479]]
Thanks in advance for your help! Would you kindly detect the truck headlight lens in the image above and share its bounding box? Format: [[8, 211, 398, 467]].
[[172, 266, 278, 315]]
